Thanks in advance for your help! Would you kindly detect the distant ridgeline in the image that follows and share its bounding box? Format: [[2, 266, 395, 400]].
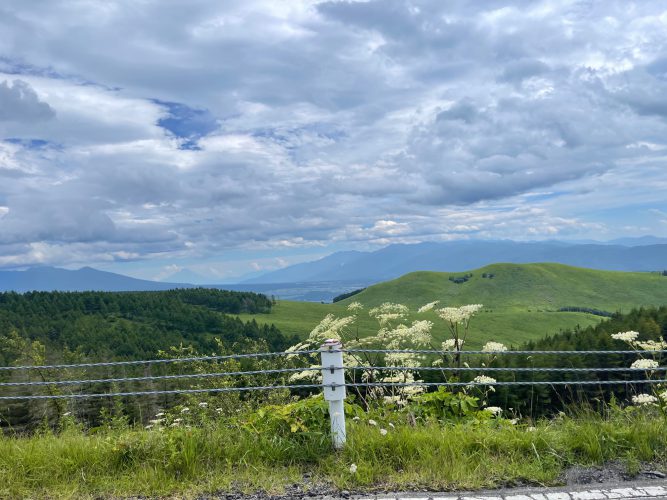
[[0, 288, 294, 366]]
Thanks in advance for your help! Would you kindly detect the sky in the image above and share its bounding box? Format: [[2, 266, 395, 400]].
[[1, 1, 667, 282]]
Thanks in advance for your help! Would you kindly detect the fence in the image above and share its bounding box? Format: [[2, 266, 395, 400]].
[[2, 340, 667, 448]]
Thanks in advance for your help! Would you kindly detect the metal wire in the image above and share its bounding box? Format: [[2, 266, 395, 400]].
[[0, 383, 325, 401], [344, 348, 667, 355], [0, 349, 321, 371], [346, 379, 667, 388], [0, 366, 324, 387], [348, 366, 667, 373], [2, 378, 664, 400]]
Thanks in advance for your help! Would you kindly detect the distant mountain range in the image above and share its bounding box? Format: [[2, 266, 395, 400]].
[[243, 239, 667, 284], [0, 266, 187, 293], [0, 266, 364, 302], [2, 238, 667, 300]]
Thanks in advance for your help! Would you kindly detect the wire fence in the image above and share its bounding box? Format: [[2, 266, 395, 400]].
[[1, 346, 665, 401]]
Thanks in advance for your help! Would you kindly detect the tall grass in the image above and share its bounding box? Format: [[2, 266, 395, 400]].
[[1, 408, 666, 498]]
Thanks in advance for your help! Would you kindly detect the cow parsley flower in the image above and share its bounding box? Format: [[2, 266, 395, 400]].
[[484, 406, 502, 416], [380, 428, 388, 436], [631, 359, 659, 370], [349, 463, 358, 474], [636, 340, 667, 351], [442, 338, 463, 350], [437, 304, 483, 323], [198, 402, 208, 408], [347, 301, 363, 312], [611, 331, 639, 343], [473, 375, 497, 385], [368, 419, 377, 426], [418, 301, 439, 313], [632, 394, 658, 405], [180, 407, 190, 413], [482, 341, 507, 352]]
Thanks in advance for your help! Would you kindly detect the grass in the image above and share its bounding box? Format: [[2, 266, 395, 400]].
[[2, 409, 666, 498], [239, 263, 667, 347]]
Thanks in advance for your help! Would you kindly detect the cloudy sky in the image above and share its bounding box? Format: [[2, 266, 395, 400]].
[[1, 0, 667, 281]]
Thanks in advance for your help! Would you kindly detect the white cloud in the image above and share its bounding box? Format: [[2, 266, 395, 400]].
[[0, 0, 666, 269]]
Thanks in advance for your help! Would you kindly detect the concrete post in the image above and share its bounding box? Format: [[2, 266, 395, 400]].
[[320, 339, 346, 449]]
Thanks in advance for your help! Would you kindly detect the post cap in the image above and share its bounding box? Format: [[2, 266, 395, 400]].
[[320, 338, 342, 350]]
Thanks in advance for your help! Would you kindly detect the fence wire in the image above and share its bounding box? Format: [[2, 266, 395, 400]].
[[2, 347, 666, 402]]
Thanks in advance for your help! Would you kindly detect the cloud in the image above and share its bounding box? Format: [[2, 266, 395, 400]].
[[0, 0, 666, 269], [0, 79, 54, 122]]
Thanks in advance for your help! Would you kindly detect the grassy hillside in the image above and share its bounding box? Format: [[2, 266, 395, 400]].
[[239, 263, 667, 348]]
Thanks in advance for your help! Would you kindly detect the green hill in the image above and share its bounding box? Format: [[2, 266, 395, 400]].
[[238, 263, 667, 348]]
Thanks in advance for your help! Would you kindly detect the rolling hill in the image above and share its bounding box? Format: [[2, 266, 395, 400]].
[[238, 263, 667, 348]]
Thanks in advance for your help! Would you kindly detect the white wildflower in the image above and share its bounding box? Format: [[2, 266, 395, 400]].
[[215, 408, 223, 413], [352, 416, 360, 421], [631, 359, 659, 370], [527, 426, 537, 432], [173, 418, 183, 423], [180, 407, 190, 413], [308, 314, 355, 343], [632, 393, 658, 405], [63, 412, 71, 417], [442, 338, 464, 350], [198, 402, 208, 408], [484, 406, 502, 416], [473, 375, 497, 385], [155, 412, 165, 417], [368, 419, 377, 426], [659, 390, 667, 401], [388, 422, 395, 428], [347, 302, 363, 313], [483, 342, 507, 352], [510, 418, 519, 425], [149, 419, 163, 425], [369, 303, 409, 326], [636, 340, 667, 351], [437, 304, 483, 324], [170, 422, 180, 427], [349, 463, 357, 474], [379, 428, 388, 436], [418, 301, 439, 313], [145, 424, 153, 429], [611, 331, 639, 343]]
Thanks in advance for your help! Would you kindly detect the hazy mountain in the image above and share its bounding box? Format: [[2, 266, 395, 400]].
[[0, 266, 365, 302], [244, 240, 667, 284], [0, 266, 191, 292]]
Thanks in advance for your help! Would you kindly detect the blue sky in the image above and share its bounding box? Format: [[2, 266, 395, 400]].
[[1, 1, 667, 282]]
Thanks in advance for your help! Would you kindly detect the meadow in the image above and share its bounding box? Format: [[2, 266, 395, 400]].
[[239, 263, 667, 347]]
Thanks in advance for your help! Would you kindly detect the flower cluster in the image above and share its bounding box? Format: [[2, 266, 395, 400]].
[[631, 359, 659, 370], [442, 338, 464, 350], [482, 341, 507, 352], [484, 406, 502, 416], [472, 375, 497, 385], [418, 301, 440, 313], [369, 302, 409, 326], [436, 304, 483, 324], [611, 331, 640, 343], [636, 340, 667, 351], [347, 302, 363, 313], [632, 394, 658, 405]]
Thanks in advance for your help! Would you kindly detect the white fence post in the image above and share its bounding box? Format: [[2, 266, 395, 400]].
[[320, 339, 346, 449]]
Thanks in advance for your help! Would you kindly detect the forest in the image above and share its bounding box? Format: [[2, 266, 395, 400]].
[[0, 288, 291, 365]]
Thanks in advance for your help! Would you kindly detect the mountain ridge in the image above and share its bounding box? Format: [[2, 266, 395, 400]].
[[244, 240, 667, 284]]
